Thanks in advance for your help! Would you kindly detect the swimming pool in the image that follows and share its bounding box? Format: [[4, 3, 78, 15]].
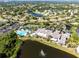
[[16, 29, 27, 36]]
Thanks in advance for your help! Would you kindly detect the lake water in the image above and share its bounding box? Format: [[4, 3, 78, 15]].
[[31, 13, 43, 17], [27, 10, 43, 17], [17, 40, 77, 58]]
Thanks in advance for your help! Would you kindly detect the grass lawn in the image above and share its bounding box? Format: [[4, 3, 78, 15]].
[[10, 40, 23, 58]]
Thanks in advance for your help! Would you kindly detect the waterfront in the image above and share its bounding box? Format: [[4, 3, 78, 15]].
[[17, 40, 77, 58]]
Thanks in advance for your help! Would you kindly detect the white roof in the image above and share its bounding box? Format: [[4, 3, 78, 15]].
[[35, 28, 53, 36], [51, 30, 61, 39]]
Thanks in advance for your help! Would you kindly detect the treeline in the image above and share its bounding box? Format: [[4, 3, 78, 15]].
[[0, 31, 23, 58]]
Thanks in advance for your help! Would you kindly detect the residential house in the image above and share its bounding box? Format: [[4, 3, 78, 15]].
[[56, 32, 70, 45], [50, 30, 61, 41], [30, 28, 53, 38], [31, 28, 71, 45]]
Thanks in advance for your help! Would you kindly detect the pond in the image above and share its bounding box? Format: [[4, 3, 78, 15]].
[[27, 10, 43, 17], [31, 13, 43, 17], [17, 40, 77, 58]]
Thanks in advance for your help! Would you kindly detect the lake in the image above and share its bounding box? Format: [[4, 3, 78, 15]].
[[17, 40, 77, 58], [27, 10, 43, 17]]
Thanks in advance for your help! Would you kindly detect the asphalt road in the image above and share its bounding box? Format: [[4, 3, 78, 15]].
[[0, 22, 20, 36]]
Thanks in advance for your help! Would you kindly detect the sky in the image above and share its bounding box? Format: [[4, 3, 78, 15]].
[[0, 0, 79, 2]]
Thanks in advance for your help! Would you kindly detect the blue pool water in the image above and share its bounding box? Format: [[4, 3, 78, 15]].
[[16, 30, 27, 36], [16, 29, 31, 36]]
